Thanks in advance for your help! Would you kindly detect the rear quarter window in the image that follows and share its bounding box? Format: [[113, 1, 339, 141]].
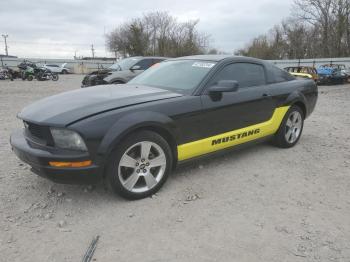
[[268, 64, 295, 83]]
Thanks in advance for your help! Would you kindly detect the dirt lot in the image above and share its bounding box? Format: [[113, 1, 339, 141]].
[[0, 75, 350, 262]]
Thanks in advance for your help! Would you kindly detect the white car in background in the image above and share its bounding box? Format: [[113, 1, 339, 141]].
[[43, 63, 70, 74]]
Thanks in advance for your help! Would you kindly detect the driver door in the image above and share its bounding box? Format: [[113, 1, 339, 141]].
[[199, 62, 276, 139]]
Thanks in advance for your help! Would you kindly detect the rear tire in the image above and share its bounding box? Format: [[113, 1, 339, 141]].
[[273, 105, 304, 148], [106, 130, 173, 200], [27, 75, 33, 81]]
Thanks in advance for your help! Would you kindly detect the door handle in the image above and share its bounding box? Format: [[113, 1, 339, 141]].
[[262, 93, 272, 98]]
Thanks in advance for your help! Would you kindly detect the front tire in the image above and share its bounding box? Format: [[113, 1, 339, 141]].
[[273, 105, 304, 148], [52, 74, 59, 81], [106, 130, 173, 200]]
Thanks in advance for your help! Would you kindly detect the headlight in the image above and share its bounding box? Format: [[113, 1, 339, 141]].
[[50, 128, 87, 151]]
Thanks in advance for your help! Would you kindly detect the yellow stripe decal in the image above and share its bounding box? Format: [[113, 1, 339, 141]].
[[177, 106, 290, 161]]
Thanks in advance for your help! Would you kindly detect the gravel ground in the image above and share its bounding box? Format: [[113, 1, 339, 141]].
[[0, 75, 350, 262]]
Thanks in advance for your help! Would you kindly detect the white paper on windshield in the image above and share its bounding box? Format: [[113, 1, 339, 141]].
[[192, 62, 215, 68]]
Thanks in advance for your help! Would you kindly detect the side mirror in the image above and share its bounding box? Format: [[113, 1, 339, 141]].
[[130, 65, 141, 71], [208, 80, 239, 94]]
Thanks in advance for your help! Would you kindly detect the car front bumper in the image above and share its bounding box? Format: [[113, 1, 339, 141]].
[[81, 75, 108, 88], [10, 129, 102, 184]]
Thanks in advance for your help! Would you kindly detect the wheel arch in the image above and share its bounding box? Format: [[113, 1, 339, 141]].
[[110, 79, 125, 84], [284, 91, 308, 118], [105, 76, 126, 84], [97, 112, 179, 176], [292, 101, 306, 118]]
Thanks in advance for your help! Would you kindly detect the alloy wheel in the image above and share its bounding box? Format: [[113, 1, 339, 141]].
[[118, 141, 166, 193], [285, 111, 302, 144]]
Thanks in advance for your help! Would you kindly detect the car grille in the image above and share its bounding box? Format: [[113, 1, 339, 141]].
[[24, 121, 53, 145], [26, 122, 44, 139]]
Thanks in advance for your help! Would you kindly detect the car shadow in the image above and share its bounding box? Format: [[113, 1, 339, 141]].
[[173, 139, 274, 177], [23, 140, 276, 203]]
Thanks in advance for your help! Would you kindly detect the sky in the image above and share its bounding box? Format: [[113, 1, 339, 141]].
[[0, 0, 294, 59]]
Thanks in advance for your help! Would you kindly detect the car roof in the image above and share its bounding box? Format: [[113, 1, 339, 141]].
[[169, 55, 265, 63], [129, 56, 168, 60]]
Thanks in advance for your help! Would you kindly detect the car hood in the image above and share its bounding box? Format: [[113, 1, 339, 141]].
[[87, 68, 113, 76], [103, 70, 141, 82], [18, 84, 183, 126]]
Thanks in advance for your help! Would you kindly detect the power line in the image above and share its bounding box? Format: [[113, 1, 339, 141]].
[[2, 34, 9, 56]]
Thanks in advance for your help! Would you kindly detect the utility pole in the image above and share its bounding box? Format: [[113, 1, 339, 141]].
[[2, 34, 9, 56], [91, 44, 95, 59]]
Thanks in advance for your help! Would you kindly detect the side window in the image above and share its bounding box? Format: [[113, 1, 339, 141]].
[[135, 59, 154, 70], [209, 63, 266, 88]]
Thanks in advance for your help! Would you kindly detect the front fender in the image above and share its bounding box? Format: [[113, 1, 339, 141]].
[[97, 111, 178, 157]]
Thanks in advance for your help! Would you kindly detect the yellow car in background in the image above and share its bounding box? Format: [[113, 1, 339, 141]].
[[284, 66, 318, 82]]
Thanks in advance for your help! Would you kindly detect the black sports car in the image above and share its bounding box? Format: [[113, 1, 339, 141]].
[[10, 55, 318, 199], [81, 56, 166, 87]]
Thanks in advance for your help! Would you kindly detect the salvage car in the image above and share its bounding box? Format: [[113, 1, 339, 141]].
[[10, 55, 318, 199], [81, 56, 166, 87], [284, 66, 318, 82], [317, 65, 347, 84], [320, 64, 350, 82]]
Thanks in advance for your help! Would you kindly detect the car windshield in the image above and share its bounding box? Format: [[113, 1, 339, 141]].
[[109, 57, 141, 71], [129, 60, 217, 93]]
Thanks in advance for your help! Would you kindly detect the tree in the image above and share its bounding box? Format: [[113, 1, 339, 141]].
[[236, 0, 350, 59], [106, 12, 210, 58]]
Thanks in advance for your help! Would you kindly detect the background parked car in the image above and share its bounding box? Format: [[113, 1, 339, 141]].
[[81, 56, 167, 87], [317, 65, 347, 84], [320, 64, 350, 82], [43, 63, 70, 74], [284, 66, 318, 82]]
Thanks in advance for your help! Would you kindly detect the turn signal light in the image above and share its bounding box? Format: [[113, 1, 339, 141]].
[[49, 160, 92, 168]]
